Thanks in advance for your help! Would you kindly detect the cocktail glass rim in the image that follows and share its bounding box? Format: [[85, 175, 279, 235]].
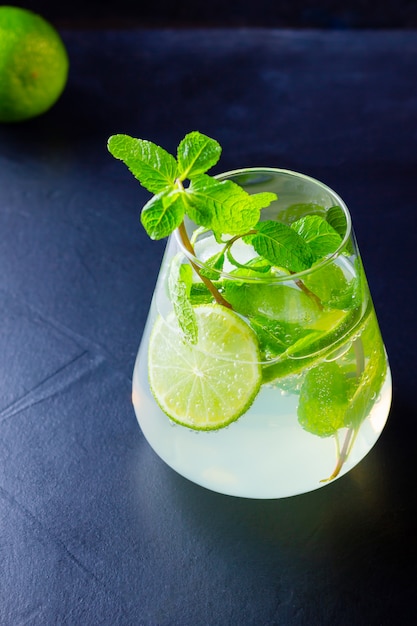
[[174, 166, 353, 284]]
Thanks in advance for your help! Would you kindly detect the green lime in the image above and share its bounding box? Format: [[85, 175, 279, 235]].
[[0, 6, 69, 122], [148, 304, 262, 430]]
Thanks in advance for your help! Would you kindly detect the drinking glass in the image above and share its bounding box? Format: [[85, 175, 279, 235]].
[[132, 168, 392, 498]]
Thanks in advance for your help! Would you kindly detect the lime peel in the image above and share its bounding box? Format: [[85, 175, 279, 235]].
[[0, 6, 69, 122]]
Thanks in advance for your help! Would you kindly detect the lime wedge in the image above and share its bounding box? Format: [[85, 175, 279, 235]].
[[148, 304, 262, 430]]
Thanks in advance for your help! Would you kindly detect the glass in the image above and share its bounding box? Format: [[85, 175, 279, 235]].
[[132, 168, 392, 498]]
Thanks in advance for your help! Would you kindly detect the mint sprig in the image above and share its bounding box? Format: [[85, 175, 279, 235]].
[[108, 131, 276, 241], [108, 130, 381, 484], [108, 130, 352, 326]]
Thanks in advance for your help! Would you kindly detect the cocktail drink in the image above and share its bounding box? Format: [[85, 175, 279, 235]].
[[108, 132, 391, 498]]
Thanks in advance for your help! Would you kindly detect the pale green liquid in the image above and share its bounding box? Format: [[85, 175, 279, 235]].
[[132, 302, 392, 499]]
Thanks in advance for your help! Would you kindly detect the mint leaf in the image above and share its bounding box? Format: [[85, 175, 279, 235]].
[[291, 214, 342, 260], [344, 318, 387, 429], [326, 205, 347, 238], [243, 257, 272, 273], [108, 134, 178, 194], [187, 175, 262, 235], [302, 256, 365, 311], [168, 257, 198, 344], [326, 205, 354, 254], [245, 221, 314, 272], [225, 249, 272, 274], [177, 131, 221, 180], [279, 203, 327, 225], [298, 362, 349, 437], [189, 282, 217, 305], [302, 261, 357, 309], [249, 192, 278, 211], [141, 190, 185, 240], [223, 279, 321, 323], [199, 249, 226, 279], [249, 316, 314, 360]]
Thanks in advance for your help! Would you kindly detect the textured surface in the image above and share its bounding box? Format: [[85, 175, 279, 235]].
[[0, 29, 416, 625]]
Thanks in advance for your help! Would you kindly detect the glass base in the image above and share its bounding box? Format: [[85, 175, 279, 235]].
[[132, 356, 392, 499]]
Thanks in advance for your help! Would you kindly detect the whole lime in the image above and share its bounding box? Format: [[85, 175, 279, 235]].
[[0, 6, 69, 122]]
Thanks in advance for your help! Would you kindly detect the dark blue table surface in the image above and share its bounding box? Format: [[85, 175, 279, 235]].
[[1, 28, 416, 625]]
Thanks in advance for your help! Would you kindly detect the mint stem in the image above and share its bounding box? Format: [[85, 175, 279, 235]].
[[295, 278, 323, 309], [177, 222, 232, 309], [322, 336, 365, 482], [353, 336, 365, 377], [321, 427, 355, 483]]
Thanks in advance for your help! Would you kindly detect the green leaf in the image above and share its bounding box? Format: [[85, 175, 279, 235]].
[[278, 203, 327, 225], [326, 205, 354, 254], [243, 257, 272, 273], [222, 279, 322, 323], [189, 282, 219, 305], [291, 214, 342, 260], [107, 134, 178, 194], [249, 315, 314, 361], [140, 190, 185, 240], [199, 249, 226, 279], [302, 261, 357, 310], [168, 256, 198, 344], [225, 248, 272, 274], [298, 362, 349, 437], [344, 314, 387, 429], [177, 131, 222, 180], [245, 221, 314, 272], [249, 192, 278, 211], [186, 175, 262, 235], [326, 205, 347, 238]]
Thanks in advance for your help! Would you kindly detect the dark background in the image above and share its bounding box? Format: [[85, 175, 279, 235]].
[[12, 1, 417, 29], [2, 4, 417, 625]]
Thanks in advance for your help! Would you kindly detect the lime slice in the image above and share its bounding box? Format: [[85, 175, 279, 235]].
[[148, 304, 262, 430], [262, 302, 369, 383]]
